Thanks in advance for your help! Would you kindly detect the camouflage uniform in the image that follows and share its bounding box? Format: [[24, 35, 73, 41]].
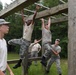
[[8, 38, 31, 59]]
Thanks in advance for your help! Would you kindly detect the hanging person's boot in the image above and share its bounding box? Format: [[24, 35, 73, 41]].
[[41, 56, 47, 67], [13, 59, 22, 69]]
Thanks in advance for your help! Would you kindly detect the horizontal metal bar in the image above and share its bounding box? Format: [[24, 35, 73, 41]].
[[35, 3, 50, 9], [51, 16, 56, 19], [59, 0, 66, 4], [62, 13, 68, 16]]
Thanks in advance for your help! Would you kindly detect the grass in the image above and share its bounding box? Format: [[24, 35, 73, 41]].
[[7, 52, 68, 75]]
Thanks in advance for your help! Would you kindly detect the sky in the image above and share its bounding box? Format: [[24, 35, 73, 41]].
[[0, 0, 13, 7]]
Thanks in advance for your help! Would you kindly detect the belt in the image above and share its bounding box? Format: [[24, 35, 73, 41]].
[[22, 38, 31, 43], [43, 42, 51, 46]]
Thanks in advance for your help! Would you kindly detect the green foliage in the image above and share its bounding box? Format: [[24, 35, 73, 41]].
[[43, 0, 59, 7], [43, 0, 68, 7], [5, 14, 23, 39]]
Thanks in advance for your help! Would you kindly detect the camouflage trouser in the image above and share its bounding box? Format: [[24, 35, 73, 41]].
[[8, 38, 31, 59], [46, 56, 62, 74], [42, 43, 53, 60], [31, 51, 38, 65]]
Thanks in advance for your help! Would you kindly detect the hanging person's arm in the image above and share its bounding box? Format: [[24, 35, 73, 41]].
[[31, 5, 40, 25], [40, 18, 45, 28], [21, 9, 26, 25], [48, 17, 51, 29]]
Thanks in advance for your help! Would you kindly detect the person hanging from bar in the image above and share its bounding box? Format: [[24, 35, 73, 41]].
[[8, 5, 40, 69], [40, 17, 53, 67]]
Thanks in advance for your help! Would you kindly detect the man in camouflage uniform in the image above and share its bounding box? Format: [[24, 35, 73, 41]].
[[8, 5, 40, 69], [46, 39, 62, 75]]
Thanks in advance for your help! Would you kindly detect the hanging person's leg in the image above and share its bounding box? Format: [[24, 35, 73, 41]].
[[8, 38, 23, 45], [13, 39, 30, 69], [8, 38, 24, 69], [41, 43, 52, 67]]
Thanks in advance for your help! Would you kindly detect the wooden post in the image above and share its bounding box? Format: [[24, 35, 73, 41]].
[[22, 50, 28, 75], [22, 19, 29, 75], [68, 0, 76, 75]]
